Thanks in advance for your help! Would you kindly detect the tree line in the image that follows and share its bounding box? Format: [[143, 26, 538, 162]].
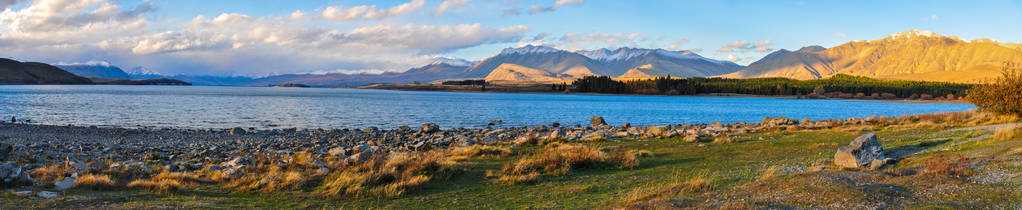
[[571, 74, 973, 98]]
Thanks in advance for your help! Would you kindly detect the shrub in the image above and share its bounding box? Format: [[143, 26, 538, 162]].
[[967, 62, 1022, 116], [75, 174, 118, 190]]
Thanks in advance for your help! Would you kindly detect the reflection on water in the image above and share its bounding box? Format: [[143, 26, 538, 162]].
[[0, 85, 975, 129]]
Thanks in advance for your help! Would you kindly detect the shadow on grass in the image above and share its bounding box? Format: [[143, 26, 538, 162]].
[[885, 138, 951, 158]]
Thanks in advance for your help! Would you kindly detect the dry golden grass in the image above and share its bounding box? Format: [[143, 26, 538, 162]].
[[29, 164, 72, 184], [759, 166, 781, 181], [316, 151, 461, 197], [228, 166, 308, 193], [75, 174, 118, 190], [152, 171, 207, 186], [993, 126, 1022, 141], [494, 172, 539, 185], [496, 143, 638, 185], [448, 145, 511, 161], [127, 179, 181, 194], [621, 177, 713, 204]]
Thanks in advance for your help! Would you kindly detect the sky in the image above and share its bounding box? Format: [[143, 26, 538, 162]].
[[1, 0, 1020, 77]]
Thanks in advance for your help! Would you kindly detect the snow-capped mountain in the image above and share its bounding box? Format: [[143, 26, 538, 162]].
[[428, 57, 478, 67]]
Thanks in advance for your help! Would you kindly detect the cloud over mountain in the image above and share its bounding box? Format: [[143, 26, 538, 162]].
[[0, 0, 530, 76]]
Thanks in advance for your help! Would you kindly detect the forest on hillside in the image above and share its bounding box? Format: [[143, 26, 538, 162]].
[[571, 74, 973, 99]]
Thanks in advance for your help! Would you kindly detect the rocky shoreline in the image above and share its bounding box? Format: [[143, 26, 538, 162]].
[[0, 116, 875, 190]]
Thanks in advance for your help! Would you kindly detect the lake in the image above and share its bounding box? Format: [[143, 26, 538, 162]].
[[0, 85, 975, 129]]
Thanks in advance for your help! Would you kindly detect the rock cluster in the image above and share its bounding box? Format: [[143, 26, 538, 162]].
[[0, 115, 889, 188]]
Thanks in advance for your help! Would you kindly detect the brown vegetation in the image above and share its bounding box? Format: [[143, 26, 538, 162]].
[[495, 143, 638, 185], [919, 155, 973, 177], [74, 174, 118, 190], [967, 62, 1022, 116], [316, 151, 461, 197]]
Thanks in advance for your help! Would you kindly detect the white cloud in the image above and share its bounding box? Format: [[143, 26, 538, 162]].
[[722, 54, 739, 62], [506, 0, 584, 15], [320, 0, 425, 22], [835, 32, 847, 38], [0, 0, 530, 76], [717, 40, 772, 53], [661, 39, 689, 51], [433, 0, 471, 15], [553, 0, 585, 8], [502, 8, 523, 16]]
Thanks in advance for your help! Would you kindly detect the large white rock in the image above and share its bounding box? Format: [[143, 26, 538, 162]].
[[834, 133, 886, 169]]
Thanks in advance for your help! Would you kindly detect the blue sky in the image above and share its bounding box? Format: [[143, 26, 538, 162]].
[[2, 0, 1021, 76]]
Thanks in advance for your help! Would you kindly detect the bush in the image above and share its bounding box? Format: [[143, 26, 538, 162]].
[[967, 62, 1022, 116]]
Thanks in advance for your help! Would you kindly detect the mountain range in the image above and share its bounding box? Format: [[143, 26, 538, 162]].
[[24, 30, 1022, 86], [722, 30, 1022, 83]]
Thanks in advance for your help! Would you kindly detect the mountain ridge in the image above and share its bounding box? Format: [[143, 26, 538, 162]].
[[722, 30, 1022, 83]]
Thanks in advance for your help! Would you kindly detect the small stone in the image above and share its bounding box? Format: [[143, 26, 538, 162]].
[[590, 116, 607, 127], [37, 191, 59, 198], [14, 191, 33, 197], [420, 123, 440, 133]]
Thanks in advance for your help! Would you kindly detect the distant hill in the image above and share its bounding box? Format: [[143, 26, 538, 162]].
[[56, 64, 132, 79], [0, 58, 92, 84], [89, 78, 192, 86], [722, 30, 1022, 83]]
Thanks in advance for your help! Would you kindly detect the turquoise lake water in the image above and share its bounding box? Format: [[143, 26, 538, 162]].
[[0, 85, 975, 129]]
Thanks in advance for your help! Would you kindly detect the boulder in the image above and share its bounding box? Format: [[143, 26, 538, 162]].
[[37, 191, 59, 198], [834, 133, 886, 169], [228, 127, 246, 135], [420, 123, 440, 134], [54, 177, 76, 190], [590, 116, 608, 127], [0, 162, 32, 186], [328, 147, 347, 157]]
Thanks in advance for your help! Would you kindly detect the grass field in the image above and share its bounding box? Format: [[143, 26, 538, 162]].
[[4, 117, 1022, 208]]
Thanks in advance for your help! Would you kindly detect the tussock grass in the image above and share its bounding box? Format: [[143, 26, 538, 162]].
[[496, 143, 638, 185], [316, 151, 461, 197], [228, 166, 308, 193], [448, 145, 511, 161], [29, 164, 72, 184], [992, 126, 1022, 141], [127, 179, 181, 194], [75, 174, 118, 190], [622, 176, 713, 204], [152, 171, 207, 186]]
